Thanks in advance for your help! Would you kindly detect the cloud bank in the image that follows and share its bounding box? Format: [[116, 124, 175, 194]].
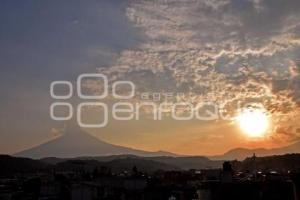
[[91, 0, 300, 142]]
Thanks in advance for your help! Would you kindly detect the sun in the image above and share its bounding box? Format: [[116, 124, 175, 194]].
[[236, 109, 269, 138]]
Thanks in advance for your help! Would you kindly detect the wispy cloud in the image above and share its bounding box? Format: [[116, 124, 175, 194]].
[[91, 0, 300, 141]]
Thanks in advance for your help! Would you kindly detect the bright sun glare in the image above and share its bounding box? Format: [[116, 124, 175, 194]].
[[236, 109, 269, 138]]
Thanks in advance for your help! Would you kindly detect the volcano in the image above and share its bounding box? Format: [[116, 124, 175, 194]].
[[15, 124, 177, 159]]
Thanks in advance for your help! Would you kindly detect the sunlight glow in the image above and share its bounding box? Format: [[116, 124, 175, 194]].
[[236, 109, 269, 138]]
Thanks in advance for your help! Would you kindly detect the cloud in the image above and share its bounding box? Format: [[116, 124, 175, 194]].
[[86, 0, 300, 141]]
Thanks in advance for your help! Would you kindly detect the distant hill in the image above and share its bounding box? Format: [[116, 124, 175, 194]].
[[18, 154, 222, 173], [0, 155, 50, 176], [55, 157, 179, 173], [105, 157, 180, 172], [144, 156, 223, 170], [233, 154, 300, 172], [210, 141, 300, 161], [3, 154, 300, 175], [83, 154, 223, 169], [41, 154, 223, 170], [15, 124, 178, 159], [0, 155, 179, 174]]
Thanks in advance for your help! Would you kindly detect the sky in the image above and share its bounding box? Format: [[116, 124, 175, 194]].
[[1, 0, 300, 155]]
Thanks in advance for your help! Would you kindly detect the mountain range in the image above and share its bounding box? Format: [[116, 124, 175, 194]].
[[15, 124, 300, 161], [209, 141, 300, 161], [41, 154, 223, 170], [2, 153, 300, 176]]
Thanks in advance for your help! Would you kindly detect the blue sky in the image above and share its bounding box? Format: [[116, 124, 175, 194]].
[[0, 0, 142, 153]]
